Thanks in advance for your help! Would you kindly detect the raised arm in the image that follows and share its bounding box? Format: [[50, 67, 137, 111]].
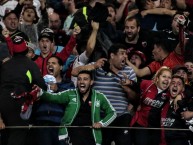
[[56, 26, 81, 62], [85, 20, 99, 57], [14, 0, 25, 16], [2, 28, 14, 55], [37, 0, 49, 33], [115, 0, 130, 22], [174, 14, 190, 55], [141, 8, 176, 18], [71, 58, 107, 76]]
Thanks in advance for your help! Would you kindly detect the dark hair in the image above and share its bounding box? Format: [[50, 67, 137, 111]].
[[185, 57, 193, 63], [172, 75, 185, 86], [22, 6, 39, 24], [135, 0, 147, 10], [125, 16, 141, 27], [106, 3, 116, 13], [128, 51, 147, 68], [47, 56, 63, 76], [78, 70, 93, 80], [153, 34, 169, 53], [108, 43, 127, 59], [47, 56, 63, 66], [3, 10, 19, 20]]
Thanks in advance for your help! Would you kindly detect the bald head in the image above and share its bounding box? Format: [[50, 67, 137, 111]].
[[49, 12, 61, 32]]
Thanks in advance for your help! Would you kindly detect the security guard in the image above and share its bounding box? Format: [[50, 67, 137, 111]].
[[0, 37, 47, 145]]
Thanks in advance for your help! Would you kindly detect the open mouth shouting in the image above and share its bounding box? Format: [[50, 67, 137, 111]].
[[162, 81, 170, 89], [170, 87, 178, 97], [188, 71, 192, 76], [48, 66, 54, 75], [27, 14, 32, 18], [41, 45, 49, 53], [79, 83, 87, 93], [120, 59, 126, 67]]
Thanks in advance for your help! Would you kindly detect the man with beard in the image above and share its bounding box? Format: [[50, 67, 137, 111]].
[[119, 16, 155, 64], [71, 43, 137, 145], [39, 70, 117, 145]]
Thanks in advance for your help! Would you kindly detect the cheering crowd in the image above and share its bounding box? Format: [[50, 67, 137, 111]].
[[0, 0, 193, 145]]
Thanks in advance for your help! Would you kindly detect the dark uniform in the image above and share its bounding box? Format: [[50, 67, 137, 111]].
[[161, 101, 190, 145], [0, 38, 46, 145]]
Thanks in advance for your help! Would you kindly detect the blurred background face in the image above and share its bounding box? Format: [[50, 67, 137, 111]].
[[174, 69, 188, 83], [24, 0, 33, 6], [49, 13, 61, 32], [124, 19, 140, 41], [129, 54, 142, 68], [23, 8, 36, 23], [145, 0, 155, 9], [172, 14, 180, 34], [26, 47, 34, 59], [62, 0, 74, 10], [154, 0, 161, 7], [3, 13, 19, 32], [107, 6, 116, 22], [176, 0, 186, 9], [152, 44, 162, 61], [185, 62, 193, 80], [160, 0, 172, 9]]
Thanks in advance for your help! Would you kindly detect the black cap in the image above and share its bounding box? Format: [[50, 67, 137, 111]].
[[172, 65, 188, 75]]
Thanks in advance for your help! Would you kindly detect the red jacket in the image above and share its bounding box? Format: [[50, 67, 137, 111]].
[[5, 36, 76, 76], [130, 80, 170, 127], [34, 36, 76, 76]]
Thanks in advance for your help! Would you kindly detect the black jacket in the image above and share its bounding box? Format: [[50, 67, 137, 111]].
[[0, 54, 46, 126]]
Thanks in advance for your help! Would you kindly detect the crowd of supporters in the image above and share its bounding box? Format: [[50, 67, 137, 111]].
[[0, 0, 193, 145]]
